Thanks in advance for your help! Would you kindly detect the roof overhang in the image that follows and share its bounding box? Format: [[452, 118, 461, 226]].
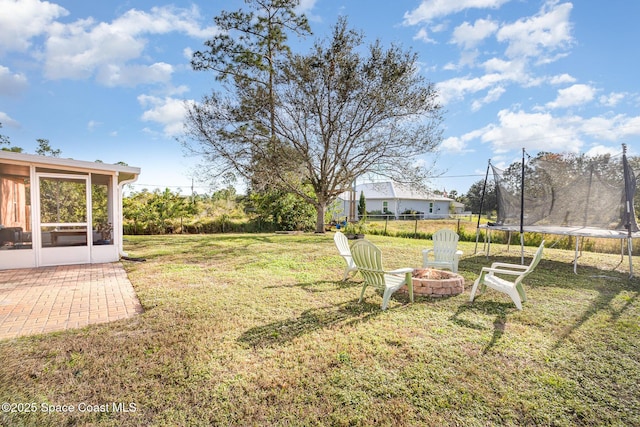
[[0, 150, 140, 178]]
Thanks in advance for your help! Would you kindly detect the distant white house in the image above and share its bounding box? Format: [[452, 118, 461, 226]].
[[336, 181, 456, 220], [450, 200, 466, 215]]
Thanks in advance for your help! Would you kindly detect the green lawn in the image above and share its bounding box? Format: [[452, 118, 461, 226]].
[[1, 233, 639, 426]]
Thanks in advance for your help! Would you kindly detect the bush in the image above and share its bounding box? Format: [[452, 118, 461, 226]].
[[367, 210, 395, 220], [249, 189, 316, 232], [399, 209, 422, 220]]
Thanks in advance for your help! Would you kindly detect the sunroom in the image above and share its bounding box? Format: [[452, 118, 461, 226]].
[[0, 151, 140, 270]]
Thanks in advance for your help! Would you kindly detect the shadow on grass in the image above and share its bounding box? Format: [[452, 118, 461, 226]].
[[548, 275, 639, 351], [450, 301, 513, 353], [459, 253, 640, 351], [237, 299, 387, 348], [125, 233, 319, 261], [264, 279, 361, 293]]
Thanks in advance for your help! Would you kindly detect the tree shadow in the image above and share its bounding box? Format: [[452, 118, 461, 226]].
[[264, 279, 361, 293], [459, 253, 640, 351], [549, 276, 639, 351], [237, 299, 387, 348], [450, 301, 513, 354]]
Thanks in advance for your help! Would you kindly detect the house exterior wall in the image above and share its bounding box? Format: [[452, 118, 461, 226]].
[[336, 198, 452, 220], [395, 199, 451, 218], [334, 181, 456, 221]]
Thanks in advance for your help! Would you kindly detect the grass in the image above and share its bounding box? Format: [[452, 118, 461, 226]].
[[1, 233, 639, 426]]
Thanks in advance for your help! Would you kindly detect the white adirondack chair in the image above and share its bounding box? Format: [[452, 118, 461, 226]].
[[469, 241, 545, 310], [422, 229, 463, 273], [350, 239, 414, 310], [334, 231, 358, 281]]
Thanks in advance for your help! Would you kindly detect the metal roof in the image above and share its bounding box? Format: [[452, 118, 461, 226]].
[[338, 181, 452, 202], [0, 150, 140, 176]]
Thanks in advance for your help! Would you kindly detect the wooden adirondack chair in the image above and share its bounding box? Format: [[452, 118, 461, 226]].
[[350, 239, 414, 310], [334, 231, 358, 281], [422, 229, 463, 273], [469, 241, 545, 310]]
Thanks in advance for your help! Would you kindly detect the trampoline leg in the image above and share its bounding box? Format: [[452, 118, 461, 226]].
[[474, 228, 480, 254], [573, 237, 579, 274], [620, 239, 624, 264], [629, 239, 634, 279]]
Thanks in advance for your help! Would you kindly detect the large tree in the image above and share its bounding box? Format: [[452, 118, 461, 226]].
[[35, 139, 61, 157], [185, 18, 443, 232], [465, 179, 497, 215], [188, 0, 311, 187]]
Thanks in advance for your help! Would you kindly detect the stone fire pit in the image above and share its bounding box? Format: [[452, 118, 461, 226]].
[[399, 268, 465, 297]]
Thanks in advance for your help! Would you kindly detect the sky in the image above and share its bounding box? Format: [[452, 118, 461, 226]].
[[1, 0, 639, 196]]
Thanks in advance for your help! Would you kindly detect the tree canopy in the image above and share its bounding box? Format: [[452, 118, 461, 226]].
[[0, 122, 22, 152], [465, 179, 497, 215], [184, 15, 443, 232]]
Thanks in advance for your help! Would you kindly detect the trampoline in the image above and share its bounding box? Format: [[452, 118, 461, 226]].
[[475, 144, 639, 277]]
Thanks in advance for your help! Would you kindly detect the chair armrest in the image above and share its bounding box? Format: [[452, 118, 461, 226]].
[[387, 267, 414, 275], [481, 267, 527, 276], [489, 262, 529, 270]]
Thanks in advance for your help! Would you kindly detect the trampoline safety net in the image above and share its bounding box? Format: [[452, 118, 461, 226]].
[[492, 152, 639, 232]]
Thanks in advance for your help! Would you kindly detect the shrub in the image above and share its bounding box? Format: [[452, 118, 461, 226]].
[[367, 210, 395, 220]]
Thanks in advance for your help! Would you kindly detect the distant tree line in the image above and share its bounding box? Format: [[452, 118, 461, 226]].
[[122, 187, 317, 235]]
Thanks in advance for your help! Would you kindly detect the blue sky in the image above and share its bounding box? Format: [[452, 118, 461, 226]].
[[1, 0, 639, 195]]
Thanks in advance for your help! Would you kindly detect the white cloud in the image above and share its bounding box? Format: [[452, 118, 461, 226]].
[[471, 86, 506, 111], [138, 95, 193, 137], [436, 73, 506, 105], [96, 62, 174, 87], [0, 111, 20, 128], [112, 6, 217, 39], [296, 0, 317, 13], [44, 17, 143, 80], [0, 0, 67, 53], [439, 128, 487, 153], [469, 108, 640, 157], [440, 136, 467, 153], [549, 73, 576, 85], [0, 66, 29, 96], [480, 57, 536, 86], [42, 5, 217, 86], [165, 85, 190, 97], [584, 144, 622, 157], [481, 109, 584, 153], [546, 84, 596, 109], [451, 19, 498, 49], [87, 120, 101, 132], [436, 5, 575, 108], [404, 0, 511, 25], [413, 28, 436, 44], [580, 114, 640, 141], [497, 2, 573, 61], [599, 92, 626, 107]]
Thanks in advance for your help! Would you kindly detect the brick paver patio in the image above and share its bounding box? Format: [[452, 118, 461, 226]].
[[0, 263, 143, 340]]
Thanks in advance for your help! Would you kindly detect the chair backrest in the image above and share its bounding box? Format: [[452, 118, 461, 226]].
[[515, 241, 545, 285], [350, 240, 386, 288], [334, 231, 351, 257], [431, 229, 460, 261]]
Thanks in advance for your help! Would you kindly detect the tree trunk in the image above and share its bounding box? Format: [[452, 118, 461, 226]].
[[315, 202, 326, 233]]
